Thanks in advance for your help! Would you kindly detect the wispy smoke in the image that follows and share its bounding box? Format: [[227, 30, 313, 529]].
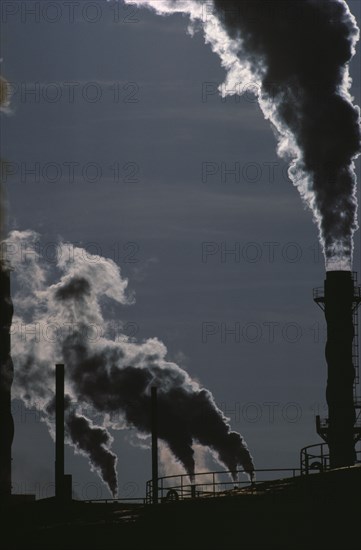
[[0, 162, 5, 246], [1, 66, 12, 246], [0, 75, 10, 113], [6, 230, 254, 496], [124, 0, 361, 270]]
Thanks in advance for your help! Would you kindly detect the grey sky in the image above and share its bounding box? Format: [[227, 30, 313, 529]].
[[1, 0, 360, 499]]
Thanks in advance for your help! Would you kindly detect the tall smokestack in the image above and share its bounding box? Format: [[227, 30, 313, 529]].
[[314, 271, 360, 468], [151, 386, 158, 505], [325, 271, 355, 467], [55, 364, 65, 500], [0, 264, 14, 501]]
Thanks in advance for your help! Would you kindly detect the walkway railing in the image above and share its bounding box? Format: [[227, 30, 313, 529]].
[[145, 468, 300, 504], [82, 497, 146, 505], [300, 443, 329, 475], [300, 443, 361, 475]]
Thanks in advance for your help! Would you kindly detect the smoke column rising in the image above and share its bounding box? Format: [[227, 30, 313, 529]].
[[6, 230, 254, 495], [123, 0, 361, 270]]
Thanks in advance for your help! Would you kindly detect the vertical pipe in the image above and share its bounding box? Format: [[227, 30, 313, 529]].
[[0, 265, 14, 502], [55, 364, 65, 500], [151, 386, 158, 504], [324, 271, 356, 468]]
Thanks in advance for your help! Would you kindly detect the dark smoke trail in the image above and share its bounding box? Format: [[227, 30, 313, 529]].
[[126, 0, 360, 270], [46, 394, 118, 496], [61, 333, 254, 479], [66, 410, 118, 497], [212, 0, 360, 269], [9, 231, 254, 493]]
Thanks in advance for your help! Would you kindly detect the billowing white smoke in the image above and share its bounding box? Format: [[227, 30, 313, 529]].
[[5, 230, 254, 497], [122, 0, 361, 270]]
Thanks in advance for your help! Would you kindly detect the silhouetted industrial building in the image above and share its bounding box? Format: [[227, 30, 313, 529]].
[[314, 270, 361, 468]]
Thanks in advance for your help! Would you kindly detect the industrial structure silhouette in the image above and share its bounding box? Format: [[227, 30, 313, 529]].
[[0, 260, 361, 549]]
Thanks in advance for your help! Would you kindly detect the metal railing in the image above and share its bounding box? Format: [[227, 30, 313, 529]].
[[145, 468, 300, 504], [300, 443, 361, 475], [300, 443, 329, 475], [313, 287, 324, 301], [82, 497, 146, 505]]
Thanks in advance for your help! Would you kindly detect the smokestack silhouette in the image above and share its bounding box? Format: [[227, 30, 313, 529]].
[[54, 365, 74, 502], [55, 364, 65, 500], [151, 386, 159, 504], [0, 263, 14, 501], [0, 70, 14, 501], [126, 0, 360, 269], [314, 271, 361, 468], [325, 272, 355, 467]]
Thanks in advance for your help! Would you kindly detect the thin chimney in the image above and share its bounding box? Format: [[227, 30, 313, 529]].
[[0, 264, 14, 502], [151, 386, 158, 504], [55, 364, 65, 500]]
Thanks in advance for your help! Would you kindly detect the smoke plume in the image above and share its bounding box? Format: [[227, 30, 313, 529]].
[[0, 162, 5, 247], [46, 394, 118, 496], [0, 76, 10, 113], [6, 230, 254, 496], [66, 410, 118, 497], [1, 67, 12, 247], [123, 0, 361, 270]]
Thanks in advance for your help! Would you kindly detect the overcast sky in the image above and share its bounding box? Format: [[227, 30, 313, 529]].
[[1, 0, 361, 500]]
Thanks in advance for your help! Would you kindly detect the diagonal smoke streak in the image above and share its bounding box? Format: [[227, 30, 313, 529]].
[[122, 0, 361, 270], [46, 395, 118, 496], [66, 409, 118, 497], [5, 230, 254, 495]]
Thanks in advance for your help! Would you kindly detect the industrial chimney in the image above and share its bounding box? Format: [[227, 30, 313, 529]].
[[55, 364, 65, 500], [55, 364, 72, 502], [314, 271, 361, 468], [151, 386, 158, 505], [0, 263, 14, 501]]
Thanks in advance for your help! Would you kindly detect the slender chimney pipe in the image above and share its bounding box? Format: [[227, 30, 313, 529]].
[[151, 386, 158, 504], [0, 265, 14, 501], [55, 364, 65, 500]]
